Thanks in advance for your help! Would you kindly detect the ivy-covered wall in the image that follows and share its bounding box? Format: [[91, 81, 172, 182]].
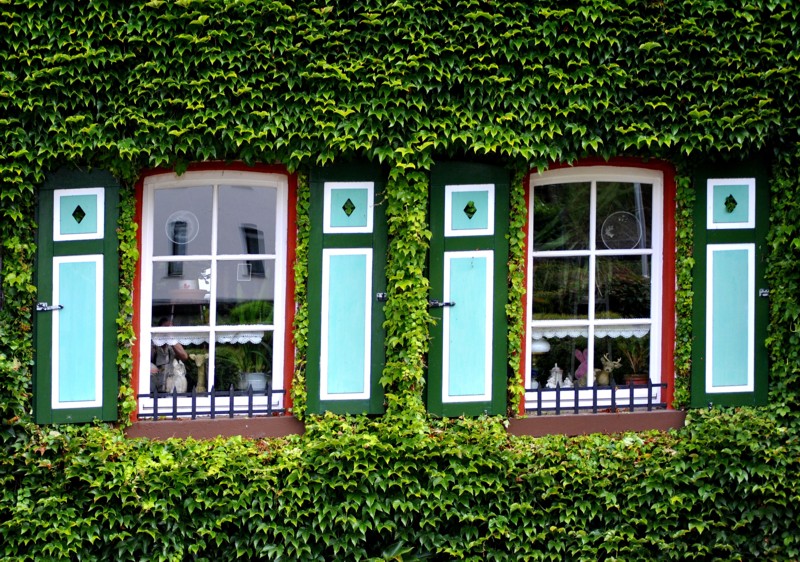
[[2, 1, 800, 558], [2, 0, 799, 420]]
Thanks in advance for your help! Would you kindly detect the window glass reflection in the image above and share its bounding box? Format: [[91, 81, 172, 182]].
[[532, 182, 591, 251], [151, 261, 211, 327], [153, 186, 213, 256], [595, 256, 651, 319], [218, 185, 277, 255], [532, 257, 589, 320], [596, 182, 652, 249], [214, 259, 276, 326]]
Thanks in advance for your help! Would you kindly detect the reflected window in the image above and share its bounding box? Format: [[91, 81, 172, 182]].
[[527, 167, 663, 395], [139, 171, 289, 415], [241, 223, 266, 277]]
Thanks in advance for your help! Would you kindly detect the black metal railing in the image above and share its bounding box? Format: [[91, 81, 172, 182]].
[[524, 380, 667, 416], [137, 384, 286, 420]]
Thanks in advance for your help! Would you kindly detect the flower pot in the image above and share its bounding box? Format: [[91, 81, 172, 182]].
[[238, 372, 268, 392], [624, 373, 649, 386]]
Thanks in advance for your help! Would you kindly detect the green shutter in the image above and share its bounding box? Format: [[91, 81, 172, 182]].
[[34, 169, 120, 423], [690, 159, 769, 408], [427, 162, 509, 416], [306, 163, 387, 414]]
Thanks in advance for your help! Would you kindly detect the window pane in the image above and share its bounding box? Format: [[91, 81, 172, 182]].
[[532, 257, 589, 320], [532, 182, 591, 251], [153, 186, 213, 256], [212, 335, 273, 392], [215, 259, 276, 326], [595, 256, 651, 319], [594, 333, 650, 385], [217, 185, 277, 255], [151, 261, 211, 326], [529, 332, 589, 388], [596, 182, 652, 249], [150, 332, 208, 393]]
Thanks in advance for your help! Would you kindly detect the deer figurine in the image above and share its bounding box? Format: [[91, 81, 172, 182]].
[[596, 353, 622, 386]]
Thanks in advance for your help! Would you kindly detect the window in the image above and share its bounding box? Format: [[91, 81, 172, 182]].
[[524, 166, 665, 412], [137, 171, 289, 418]]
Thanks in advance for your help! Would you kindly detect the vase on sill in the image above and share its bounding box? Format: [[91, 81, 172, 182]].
[[238, 372, 268, 392]]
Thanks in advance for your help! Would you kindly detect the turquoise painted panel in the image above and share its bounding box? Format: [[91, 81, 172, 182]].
[[60, 194, 99, 236], [58, 261, 98, 402], [451, 190, 489, 231], [326, 253, 368, 394], [448, 256, 488, 396], [711, 249, 749, 387], [330, 187, 369, 228], [712, 183, 750, 225]]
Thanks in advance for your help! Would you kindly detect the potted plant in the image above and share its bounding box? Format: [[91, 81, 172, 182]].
[[215, 341, 272, 392], [619, 337, 649, 385]]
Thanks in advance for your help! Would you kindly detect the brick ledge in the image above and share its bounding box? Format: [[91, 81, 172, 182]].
[[507, 410, 687, 437], [126, 411, 686, 440], [125, 416, 304, 440]]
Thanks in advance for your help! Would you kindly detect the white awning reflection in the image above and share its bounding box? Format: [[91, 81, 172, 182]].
[[151, 331, 265, 346], [532, 325, 650, 340]]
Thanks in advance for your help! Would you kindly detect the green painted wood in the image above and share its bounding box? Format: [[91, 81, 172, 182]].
[[34, 169, 120, 423], [307, 162, 387, 414], [691, 158, 769, 408], [428, 162, 509, 417]]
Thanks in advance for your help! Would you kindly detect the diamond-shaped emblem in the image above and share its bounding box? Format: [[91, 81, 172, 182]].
[[342, 198, 356, 217], [724, 194, 738, 213], [72, 205, 86, 224], [463, 200, 477, 219]]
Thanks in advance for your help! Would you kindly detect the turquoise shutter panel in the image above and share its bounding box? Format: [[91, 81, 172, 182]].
[[34, 170, 120, 423], [306, 163, 387, 414], [691, 159, 769, 407], [427, 162, 510, 416]]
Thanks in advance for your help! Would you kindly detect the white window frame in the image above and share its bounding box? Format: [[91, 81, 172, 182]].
[[524, 167, 664, 408], [137, 170, 289, 416]]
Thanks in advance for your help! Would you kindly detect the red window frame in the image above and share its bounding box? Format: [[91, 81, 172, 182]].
[[518, 158, 677, 415], [130, 163, 298, 422]]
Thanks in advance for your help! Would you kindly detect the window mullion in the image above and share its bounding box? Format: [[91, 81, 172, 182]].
[[587, 180, 598, 379], [588, 181, 597, 322], [208, 184, 220, 389]]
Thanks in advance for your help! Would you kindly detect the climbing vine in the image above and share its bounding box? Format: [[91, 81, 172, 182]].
[[505, 166, 528, 415], [290, 171, 311, 419], [382, 166, 431, 417], [672, 171, 696, 409], [765, 152, 800, 419]]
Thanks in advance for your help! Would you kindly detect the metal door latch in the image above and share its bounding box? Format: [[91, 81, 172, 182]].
[[758, 288, 770, 298], [36, 302, 64, 312], [376, 292, 388, 302], [428, 299, 456, 308]]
